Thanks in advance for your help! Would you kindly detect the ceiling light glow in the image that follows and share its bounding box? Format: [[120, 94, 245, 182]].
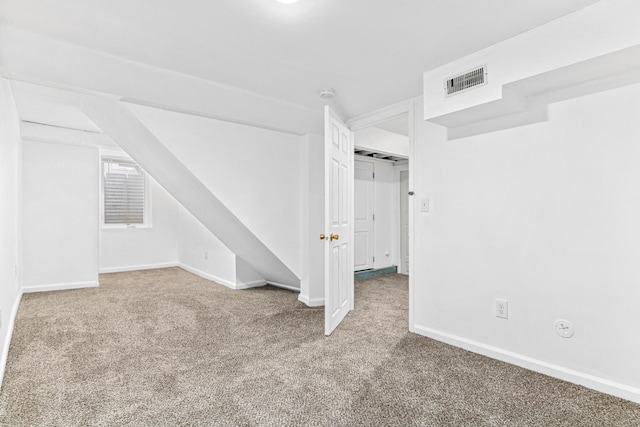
[[277, 0, 299, 3]]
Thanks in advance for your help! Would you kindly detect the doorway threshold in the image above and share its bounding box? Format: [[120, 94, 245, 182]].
[[354, 266, 397, 281]]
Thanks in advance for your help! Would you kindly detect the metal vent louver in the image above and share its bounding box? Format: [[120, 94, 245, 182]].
[[445, 65, 487, 96]]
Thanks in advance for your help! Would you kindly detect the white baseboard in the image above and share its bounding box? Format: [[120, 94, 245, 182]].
[[22, 281, 99, 294], [235, 279, 267, 290], [178, 263, 238, 289], [298, 293, 324, 307], [266, 281, 300, 292], [413, 324, 640, 404], [99, 262, 179, 274], [0, 290, 23, 390]]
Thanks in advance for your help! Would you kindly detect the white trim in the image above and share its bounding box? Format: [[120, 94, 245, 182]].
[[22, 281, 99, 294], [179, 264, 265, 290], [0, 290, 23, 390], [394, 163, 409, 274], [99, 262, 179, 274], [299, 137, 310, 301], [178, 263, 238, 289], [235, 279, 267, 290], [347, 99, 414, 131], [20, 122, 116, 149], [298, 293, 324, 307], [413, 324, 640, 404], [266, 281, 300, 293], [407, 100, 416, 333]]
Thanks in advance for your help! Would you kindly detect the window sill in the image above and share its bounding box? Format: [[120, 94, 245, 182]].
[[102, 224, 152, 230]]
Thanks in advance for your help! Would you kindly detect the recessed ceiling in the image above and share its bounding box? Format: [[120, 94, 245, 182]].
[[0, 0, 603, 120]]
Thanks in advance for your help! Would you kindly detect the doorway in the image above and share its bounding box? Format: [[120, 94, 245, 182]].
[[322, 102, 415, 335], [352, 114, 410, 279]]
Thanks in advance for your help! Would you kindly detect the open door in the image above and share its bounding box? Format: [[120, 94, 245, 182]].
[[324, 105, 354, 336]]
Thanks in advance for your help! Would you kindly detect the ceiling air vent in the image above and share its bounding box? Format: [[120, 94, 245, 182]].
[[445, 65, 487, 96]]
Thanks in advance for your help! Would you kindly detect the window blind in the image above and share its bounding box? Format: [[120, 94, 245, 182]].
[[103, 157, 145, 224]]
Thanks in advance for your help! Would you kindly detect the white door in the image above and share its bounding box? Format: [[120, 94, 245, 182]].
[[353, 160, 374, 271], [400, 170, 409, 274], [324, 105, 354, 336]]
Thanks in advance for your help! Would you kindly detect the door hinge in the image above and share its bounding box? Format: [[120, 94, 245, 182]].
[[373, 256, 375, 262], [373, 214, 375, 221], [372, 172, 375, 179]]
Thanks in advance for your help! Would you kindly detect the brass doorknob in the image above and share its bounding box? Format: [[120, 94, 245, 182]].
[[320, 234, 326, 240], [330, 234, 339, 241]]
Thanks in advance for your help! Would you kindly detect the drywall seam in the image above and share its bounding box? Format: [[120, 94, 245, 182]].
[[413, 324, 640, 404]]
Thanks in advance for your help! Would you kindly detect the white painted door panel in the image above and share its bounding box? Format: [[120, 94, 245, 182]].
[[324, 105, 354, 336], [354, 160, 374, 271]]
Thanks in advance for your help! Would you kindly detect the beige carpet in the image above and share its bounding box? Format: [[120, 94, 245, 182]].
[[1, 268, 638, 426]]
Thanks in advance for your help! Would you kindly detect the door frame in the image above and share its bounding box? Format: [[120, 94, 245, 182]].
[[347, 99, 416, 333], [397, 167, 409, 275]]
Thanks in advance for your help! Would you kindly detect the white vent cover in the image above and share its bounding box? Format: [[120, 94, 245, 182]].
[[445, 65, 487, 96]]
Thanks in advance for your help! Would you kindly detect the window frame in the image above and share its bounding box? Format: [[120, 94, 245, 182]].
[[99, 149, 152, 229]]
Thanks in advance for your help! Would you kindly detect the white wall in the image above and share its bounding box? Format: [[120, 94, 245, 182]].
[[22, 140, 99, 291], [177, 206, 237, 288], [126, 104, 306, 282], [18, 124, 285, 291], [0, 78, 23, 389], [355, 127, 409, 157], [423, 0, 640, 123], [99, 179, 180, 273], [97, 147, 247, 289], [301, 133, 325, 306], [412, 83, 640, 402]]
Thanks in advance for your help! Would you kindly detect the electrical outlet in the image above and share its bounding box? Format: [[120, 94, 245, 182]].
[[204, 251, 209, 260], [496, 299, 508, 319]]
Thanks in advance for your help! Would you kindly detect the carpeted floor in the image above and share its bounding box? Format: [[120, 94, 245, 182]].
[[0, 268, 639, 426]]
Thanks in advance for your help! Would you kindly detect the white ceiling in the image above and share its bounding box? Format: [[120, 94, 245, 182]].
[[0, 0, 602, 120]]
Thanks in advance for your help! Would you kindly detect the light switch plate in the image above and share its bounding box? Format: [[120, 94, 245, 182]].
[[420, 198, 429, 212]]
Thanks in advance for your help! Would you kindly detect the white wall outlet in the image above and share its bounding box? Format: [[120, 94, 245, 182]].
[[420, 198, 430, 212], [204, 250, 209, 260], [496, 299, 508, 319], [554, 319, 575, 338]]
